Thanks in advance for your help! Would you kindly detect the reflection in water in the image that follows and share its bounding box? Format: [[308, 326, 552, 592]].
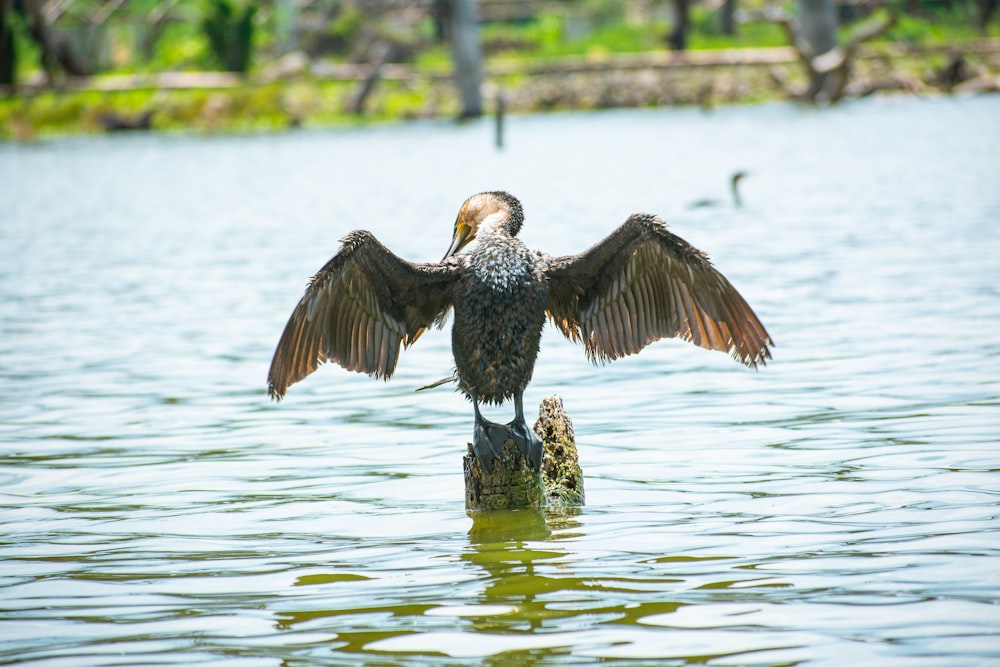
[[465, 510, 564, 636], [2, 95, 999, 665]]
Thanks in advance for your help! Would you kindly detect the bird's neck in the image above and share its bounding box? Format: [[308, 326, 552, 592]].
[[476, 212, 514, 242]]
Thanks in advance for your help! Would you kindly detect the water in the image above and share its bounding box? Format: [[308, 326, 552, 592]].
[[2, 95, 999, 666]]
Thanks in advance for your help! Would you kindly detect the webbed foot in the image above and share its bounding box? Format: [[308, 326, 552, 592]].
[[508, 418, 543, 472], [472, 416, 510, 472]]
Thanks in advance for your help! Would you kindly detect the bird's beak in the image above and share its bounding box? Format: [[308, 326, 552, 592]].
[[442, 220, 474, 260]]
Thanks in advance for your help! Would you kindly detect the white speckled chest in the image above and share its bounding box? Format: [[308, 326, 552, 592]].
[[466, 237, 536, 291]]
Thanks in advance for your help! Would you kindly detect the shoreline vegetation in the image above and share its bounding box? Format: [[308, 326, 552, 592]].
[[2, 2, 999, 140]]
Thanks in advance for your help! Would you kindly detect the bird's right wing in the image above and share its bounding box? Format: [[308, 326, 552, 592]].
[[267, 230, 458, 399], [544, 213, 772, 368]]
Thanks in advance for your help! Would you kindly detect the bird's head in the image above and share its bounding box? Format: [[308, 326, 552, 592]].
[[730, 171, 749, 208], [443, 191, 524, 260]]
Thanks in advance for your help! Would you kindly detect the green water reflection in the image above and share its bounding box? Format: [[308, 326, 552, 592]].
[[274, 509, 771, 663]]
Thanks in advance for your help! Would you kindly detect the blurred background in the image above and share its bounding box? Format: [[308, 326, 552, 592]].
[[1, 0, 998, 137]]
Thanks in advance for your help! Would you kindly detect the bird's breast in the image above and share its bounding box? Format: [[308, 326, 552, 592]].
[[451, 247, 548, 405], [467, 239, 538, 291]]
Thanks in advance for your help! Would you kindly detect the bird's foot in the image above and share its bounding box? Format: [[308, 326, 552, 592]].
[[507, 418, 543, 472], [472, 417, 510, 473]]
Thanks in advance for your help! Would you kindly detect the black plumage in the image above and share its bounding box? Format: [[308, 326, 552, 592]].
[[268, 191, 773, 471]]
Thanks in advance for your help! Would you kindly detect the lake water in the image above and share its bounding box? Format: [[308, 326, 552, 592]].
[[2, 94, 999, 666]]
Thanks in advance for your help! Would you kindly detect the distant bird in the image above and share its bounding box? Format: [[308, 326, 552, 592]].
[[268, 191, 772, 472], [98, 110, 154, 132], [688, 171, 748, 209]]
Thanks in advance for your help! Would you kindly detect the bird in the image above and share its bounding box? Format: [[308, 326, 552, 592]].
[[687, 170, 748, 209], [267, 191, 772, 472]]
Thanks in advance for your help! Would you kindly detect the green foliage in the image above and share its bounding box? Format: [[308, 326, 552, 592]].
[[483, 11, 667, 58], [532, 12, 567, 54], [883, 5, 995, 44], [1, 7, 39, 84], [329, 3, 364, 44], [687, 7, 788, 49], [202, 0, 257, 73], [478, 12, 555, 56], [566, 18, 666, 56], [412, 45, 451, 71], [152, 23, 209, 71]]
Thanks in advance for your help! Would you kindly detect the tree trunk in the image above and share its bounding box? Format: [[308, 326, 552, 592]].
[[719, 0, 737, 36], [795, 0, 848, 104], [345, 41, 391, 114], [769, 1, 896, 104], [0, 0, 15, 88], [449, 0, 483, 118], [272, 0, 298, 55], [979, 0, 998, 32], [796, 0, 838, 57], [668, 0, 691, 51], [20, 0, 57, 82]]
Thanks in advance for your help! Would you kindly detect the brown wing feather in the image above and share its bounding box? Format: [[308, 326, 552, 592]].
[[545, 213, 772, 367], [267, 231, 457, 399]]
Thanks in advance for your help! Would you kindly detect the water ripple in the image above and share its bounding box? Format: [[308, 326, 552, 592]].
[[2, 96, 1000, 665]]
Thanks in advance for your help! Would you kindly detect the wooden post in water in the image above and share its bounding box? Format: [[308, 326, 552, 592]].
[[494, 88, 505, 150], [464, 395, 585, 510]]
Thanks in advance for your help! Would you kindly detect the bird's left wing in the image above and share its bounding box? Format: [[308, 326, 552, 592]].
[[544, 213, 772, 367], [267, 230, 458, 399]]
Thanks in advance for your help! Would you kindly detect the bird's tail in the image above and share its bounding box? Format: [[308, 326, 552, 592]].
[[415, 375, 457, 392]]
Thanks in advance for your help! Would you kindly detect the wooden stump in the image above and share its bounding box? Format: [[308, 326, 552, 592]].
[[464, 395, 585, 510], [536, 395, 586, 508], [463, 437, 544, 510]]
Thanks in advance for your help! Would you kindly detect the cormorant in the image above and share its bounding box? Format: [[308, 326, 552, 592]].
[[267, 191, 772, 472], [688, 170, 748, 209]]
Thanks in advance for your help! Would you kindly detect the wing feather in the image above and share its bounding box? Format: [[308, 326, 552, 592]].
[[621, 280, 640, 349], [545, 213, 772, 368], [636, 271, 656, 346], [663, 269, 682, 334], [268, 230, 457, 399]]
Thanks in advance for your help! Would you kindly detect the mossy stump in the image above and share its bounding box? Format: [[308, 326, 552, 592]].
[[464, 395, 585, 510], [535, 395, 586, 507], [463, 438, 544, 510]]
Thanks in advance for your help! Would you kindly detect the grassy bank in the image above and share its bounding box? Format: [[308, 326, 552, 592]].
[[2, 6, 998, 140]]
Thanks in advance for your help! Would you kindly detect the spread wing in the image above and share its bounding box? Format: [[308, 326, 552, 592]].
[[545, 213, 772, 368], [267, 230, 458, 399]]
